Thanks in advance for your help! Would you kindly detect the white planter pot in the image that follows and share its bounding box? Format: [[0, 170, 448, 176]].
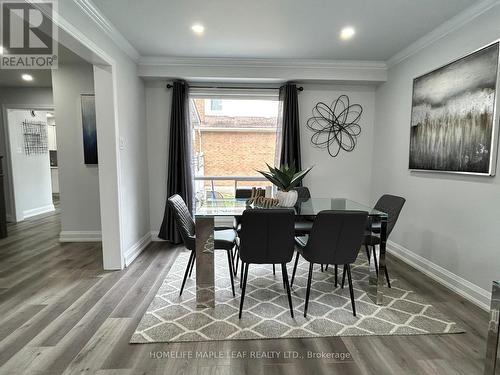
[[276, 190, 298, 208]]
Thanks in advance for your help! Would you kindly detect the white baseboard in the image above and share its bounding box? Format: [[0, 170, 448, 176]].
[[124, 232, 152, 267], [387, 240, 490, 311], [59, 230, 102, 242], [23, 204, 55, 219], [150, 231, 163, 242]]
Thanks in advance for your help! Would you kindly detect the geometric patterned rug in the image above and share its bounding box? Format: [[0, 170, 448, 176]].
[[130, 250, 464, 343]]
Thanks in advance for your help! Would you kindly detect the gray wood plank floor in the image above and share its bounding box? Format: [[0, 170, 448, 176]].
[[0, 205, 490, 374]]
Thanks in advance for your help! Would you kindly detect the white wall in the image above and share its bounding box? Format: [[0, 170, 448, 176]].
[[145, 81, 376, 233], [113, 62, 150, 259], [52, 63, 101, 237], [0, 88, 53, 220], [300, 84, 375, 204], [372, 4, 500, 308], [6, 109, 54, 220]]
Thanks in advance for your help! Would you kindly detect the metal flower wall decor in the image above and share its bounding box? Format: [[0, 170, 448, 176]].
[[306, 95, 363, 157]]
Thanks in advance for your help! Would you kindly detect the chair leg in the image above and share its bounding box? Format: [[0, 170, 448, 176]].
[[240, 260, 244, 288], [228, 247, 233, 274], [234, 244, 239, 276], [188, 251, 196, 278], [291, 251, 300, 288], [229, 246, 237, 277], [227, 250, 235, 297], [385, 262, 392, 288], [180, 250, 195, 296], [325, 264, 329, 271], [320, 264, 324, 272], [239, 263, 249, 319], [334, 265, 338, 287], [273, 264, 276, 275], [346, 264, 356, 317], [341, 265, 346, 289], [365, 244, 371, 263], [281, 263, 294, 318], [304, 262, 314, 318]]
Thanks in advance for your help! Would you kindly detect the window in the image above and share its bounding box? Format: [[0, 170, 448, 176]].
[[189, 93, 279, 200], [210, 99, 222, 111]]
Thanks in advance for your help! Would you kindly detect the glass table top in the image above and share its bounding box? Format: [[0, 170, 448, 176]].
[[195, 197, 388, 218]]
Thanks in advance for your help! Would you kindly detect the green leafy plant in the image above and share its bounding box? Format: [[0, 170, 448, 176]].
[[257, 164, 313, 192]]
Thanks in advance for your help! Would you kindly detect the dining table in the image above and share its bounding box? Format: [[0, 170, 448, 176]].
[[194, 197, 389, 308]]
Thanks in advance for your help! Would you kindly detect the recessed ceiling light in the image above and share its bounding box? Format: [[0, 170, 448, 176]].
[[22, 74, 34, 81], [191, 24, 205, 35], [340, 26, 355, 40]]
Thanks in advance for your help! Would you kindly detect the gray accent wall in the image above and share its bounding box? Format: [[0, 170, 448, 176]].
[[52, 64, 101, 235], [372, 3, 500, 306]]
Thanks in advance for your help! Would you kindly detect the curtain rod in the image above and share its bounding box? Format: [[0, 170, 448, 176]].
[[166, 84, 303, 91]]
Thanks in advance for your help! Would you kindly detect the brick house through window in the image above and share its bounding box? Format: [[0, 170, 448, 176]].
[[189, 95, 279, 199]]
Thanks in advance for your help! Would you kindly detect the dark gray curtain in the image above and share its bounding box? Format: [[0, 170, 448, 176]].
[[158, 80, 193, 243], [278, 83, 301, 171]]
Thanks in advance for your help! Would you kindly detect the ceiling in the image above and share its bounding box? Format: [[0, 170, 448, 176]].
[[0, 44, 88, 88], [0, 68, 51, 88], [93, 0, 479, 60]]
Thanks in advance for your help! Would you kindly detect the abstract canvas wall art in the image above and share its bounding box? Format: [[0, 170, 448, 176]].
[[81, 94, 98, 165], [409, 42, 499, 175]]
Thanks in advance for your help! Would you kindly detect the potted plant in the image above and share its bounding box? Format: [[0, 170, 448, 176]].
[[257, 164, 313, 207]]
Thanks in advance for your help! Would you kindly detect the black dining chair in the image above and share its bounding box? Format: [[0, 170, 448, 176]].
[[167, 194, 237, 297], [293, 186, 328, 274], [232, 187, 266, 275], [291, 210, 368, 317], [238, 209, 296, 319], [233, 187, 265, 232], [293, 186, 314, 236], [360, 194, 406, 288]]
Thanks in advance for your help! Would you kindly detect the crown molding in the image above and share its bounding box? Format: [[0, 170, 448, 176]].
[[139, 56, 387, 71], [138, 56, 388, 83], [72, 0, 140, 62], [387, 0, 500, 68], [25, 0, 114, 65]]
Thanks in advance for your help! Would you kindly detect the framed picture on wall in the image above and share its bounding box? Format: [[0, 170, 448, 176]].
[[81, 94, 98, 165], [409, 41, 500, 176]]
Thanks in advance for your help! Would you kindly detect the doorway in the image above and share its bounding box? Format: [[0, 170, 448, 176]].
[[2, 107, 56, 222]]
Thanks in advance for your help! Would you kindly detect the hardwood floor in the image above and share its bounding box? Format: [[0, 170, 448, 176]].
[[0, 207, 490, 374]]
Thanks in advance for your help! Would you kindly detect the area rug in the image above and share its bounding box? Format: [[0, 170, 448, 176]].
[[130, 250, 464, 343]]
